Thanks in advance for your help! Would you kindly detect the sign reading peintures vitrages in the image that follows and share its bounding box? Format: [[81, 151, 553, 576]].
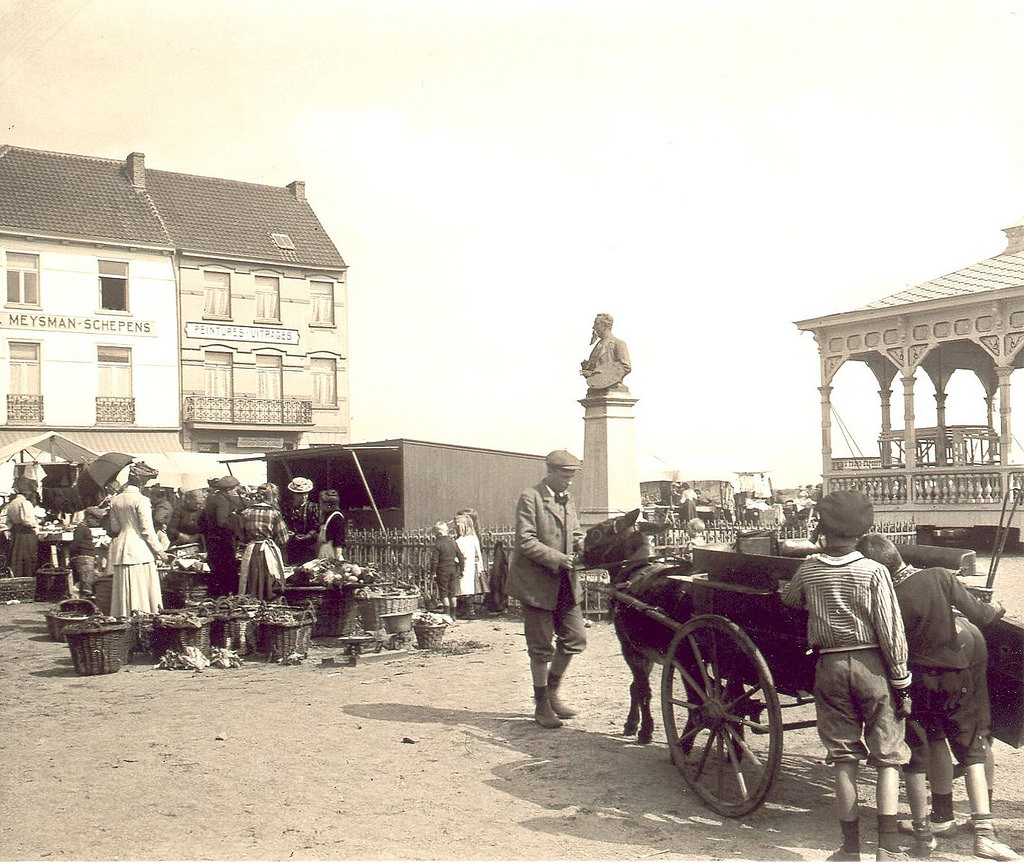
[[185, 322, 299, 345], [0, 311, 157, 336]]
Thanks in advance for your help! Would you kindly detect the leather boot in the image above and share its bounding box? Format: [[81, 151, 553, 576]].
[[533, 686, 563, 729], [547, 673, 578, 719]]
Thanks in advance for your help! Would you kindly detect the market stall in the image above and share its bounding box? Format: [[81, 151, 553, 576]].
[[0, 433, 103, 601]]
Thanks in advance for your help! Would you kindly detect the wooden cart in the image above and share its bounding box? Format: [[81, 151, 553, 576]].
[[603, 544, 1024, 818]]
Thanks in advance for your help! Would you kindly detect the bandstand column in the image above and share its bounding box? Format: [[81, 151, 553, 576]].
[[879, 387, 893, 468], [819, 385, 833, 479], [986, 392, 997, 463], [902, 375, 917, 469], [934, 391, 948, 465], [997, 366, 1013, 466]]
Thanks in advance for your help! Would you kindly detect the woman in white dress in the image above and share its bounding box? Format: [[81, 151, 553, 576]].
[[107, 463, 169, 617], [454, 511, 485, 619]]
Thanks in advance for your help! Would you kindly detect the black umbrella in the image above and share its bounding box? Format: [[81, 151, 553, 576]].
[[76, 452, 134, 506]]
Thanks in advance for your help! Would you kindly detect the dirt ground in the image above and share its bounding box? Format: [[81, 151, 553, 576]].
[[2, 554, 1024, 862]]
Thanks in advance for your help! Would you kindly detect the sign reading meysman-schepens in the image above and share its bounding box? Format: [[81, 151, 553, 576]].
[[0, 311, 158, 336], [184, 322, 299, 345]]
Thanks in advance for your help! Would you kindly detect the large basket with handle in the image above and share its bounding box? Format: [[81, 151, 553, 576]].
[[45, 598, 99, 642], [64, 618, 130, 675], [357, 585, 421, 631], [257, 605, 314, 661], [150, 611, 212, 660]]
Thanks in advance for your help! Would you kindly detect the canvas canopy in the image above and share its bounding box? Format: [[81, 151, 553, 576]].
[[0, 432, 100, 466], [134, 451, 267, 491]]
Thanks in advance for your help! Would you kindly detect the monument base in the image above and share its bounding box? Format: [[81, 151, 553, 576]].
[[575, 391, 640, 529]]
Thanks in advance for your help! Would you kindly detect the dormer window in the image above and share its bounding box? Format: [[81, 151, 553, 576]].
[[270, 233, 295, 251]]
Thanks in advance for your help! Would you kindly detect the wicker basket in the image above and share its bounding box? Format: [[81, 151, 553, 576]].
[[160, 568, 209, 609], [258, 607, 314, 661], [282, 586, 351, 638], [358, 591, 421, 632], [413, 623, 447, 650], [64, 620, 130, 675], [128, 613, 156, 656], [151, 614, 212, 660], [0, 575, 37, 603], [45, 598, 99, 642], [210, 615, 258, 655]]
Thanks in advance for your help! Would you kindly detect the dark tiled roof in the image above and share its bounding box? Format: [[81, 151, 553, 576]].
[[862, 250, 1024, 309], [147, 170, 345, 269], [0, 145, 170, 245], [0, 145, 346, 270]]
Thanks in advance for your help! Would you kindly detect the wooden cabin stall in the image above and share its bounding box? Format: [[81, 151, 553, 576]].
[[795, 216, 1024, 546], [255, 438, 545, 529]]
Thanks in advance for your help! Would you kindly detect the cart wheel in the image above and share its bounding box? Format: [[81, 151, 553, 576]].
[[660, 613, 782, 817]]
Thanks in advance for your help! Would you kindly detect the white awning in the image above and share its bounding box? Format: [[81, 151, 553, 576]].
[[0, 431, 101, 465], [134, 451, 267, 491]]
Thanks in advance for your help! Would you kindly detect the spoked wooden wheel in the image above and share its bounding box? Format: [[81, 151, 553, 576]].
[[660, 614, 783, 817]]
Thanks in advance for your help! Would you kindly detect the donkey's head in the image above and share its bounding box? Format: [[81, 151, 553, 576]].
[[582, 508, 669, 573]]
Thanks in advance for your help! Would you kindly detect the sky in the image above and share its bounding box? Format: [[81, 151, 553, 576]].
[[2, 0, 1024, 488]]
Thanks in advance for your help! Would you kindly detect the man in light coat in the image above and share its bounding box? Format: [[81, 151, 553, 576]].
[[508, 450, 586, 728]]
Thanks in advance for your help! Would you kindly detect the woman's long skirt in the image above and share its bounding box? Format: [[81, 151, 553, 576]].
[[8, 526, 38, 579], [110, 561, 163, 618], [238, 539, 285, 602]]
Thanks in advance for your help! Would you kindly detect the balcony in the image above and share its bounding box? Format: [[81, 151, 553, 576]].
[[183, 396, 313, 426], [6, 394, 43, 423], [96, 397, 135, 424]]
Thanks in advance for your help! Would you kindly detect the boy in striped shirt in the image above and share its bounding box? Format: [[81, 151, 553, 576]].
[[781, 490, 912, 861]]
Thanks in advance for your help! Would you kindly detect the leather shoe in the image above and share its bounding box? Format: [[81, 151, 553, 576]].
[[548, 689, 578, 719], [533, 698, 563, 729]]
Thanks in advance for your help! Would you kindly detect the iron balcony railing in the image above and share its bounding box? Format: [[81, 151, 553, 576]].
[[183, 395, 313, 426], [6, 394, 43, 422], [95, 396, 135, 424]]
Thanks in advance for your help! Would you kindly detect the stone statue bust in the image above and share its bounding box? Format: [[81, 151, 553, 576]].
[[580, 312, 631, 393]]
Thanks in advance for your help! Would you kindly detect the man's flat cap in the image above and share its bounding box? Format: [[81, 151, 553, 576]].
[[545, 450, 583, 470]]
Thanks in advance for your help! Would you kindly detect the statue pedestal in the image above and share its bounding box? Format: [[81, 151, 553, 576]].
[[576, 390, 640, 528]]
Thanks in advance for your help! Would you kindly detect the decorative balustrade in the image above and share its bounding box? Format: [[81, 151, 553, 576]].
[[829, 472, 907, 504], [183, 396, 313, 425], [6, 394, 43, 422], [95, 396, 135, 424], [826, 467, 1019, 507]]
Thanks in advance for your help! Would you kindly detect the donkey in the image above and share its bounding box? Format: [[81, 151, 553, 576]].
[[582, 509, 695, 744]]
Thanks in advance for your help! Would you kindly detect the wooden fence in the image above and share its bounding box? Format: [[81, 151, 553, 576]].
[[345, 526, 514, 607]]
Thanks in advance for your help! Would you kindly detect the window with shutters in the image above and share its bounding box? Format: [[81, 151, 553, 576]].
[[9, 342, 40, 394], [204, 351, 233, 398], [255, 354, 282, 400], [204, 270, 231, 318], [97, 346, 132, 397], [310, 357, 337, 406], [5, 252, 39, 306], [254, 275, 280, 322], [310, 280, 335, 326]]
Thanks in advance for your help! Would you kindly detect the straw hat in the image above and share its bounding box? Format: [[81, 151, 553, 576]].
[[288, 477, 313, 494]]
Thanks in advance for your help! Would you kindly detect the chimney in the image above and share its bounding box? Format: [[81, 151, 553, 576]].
[[126, 152, 145, 189], [287, 180, 305, 202], [1002, 220, 1024, 255]]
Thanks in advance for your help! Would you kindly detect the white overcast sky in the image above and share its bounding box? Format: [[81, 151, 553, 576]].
[[2, 0, 1024, 487]]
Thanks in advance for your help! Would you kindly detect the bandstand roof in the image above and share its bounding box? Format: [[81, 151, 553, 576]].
[[861, 249, 1024, 310]]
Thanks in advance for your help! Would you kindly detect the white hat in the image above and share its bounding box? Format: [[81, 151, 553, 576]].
[[288, 477, 313, 494]]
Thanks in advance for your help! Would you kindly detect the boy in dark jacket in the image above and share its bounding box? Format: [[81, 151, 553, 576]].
[[430, 521, 464, 618], [858, 533, 1017, 861]]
